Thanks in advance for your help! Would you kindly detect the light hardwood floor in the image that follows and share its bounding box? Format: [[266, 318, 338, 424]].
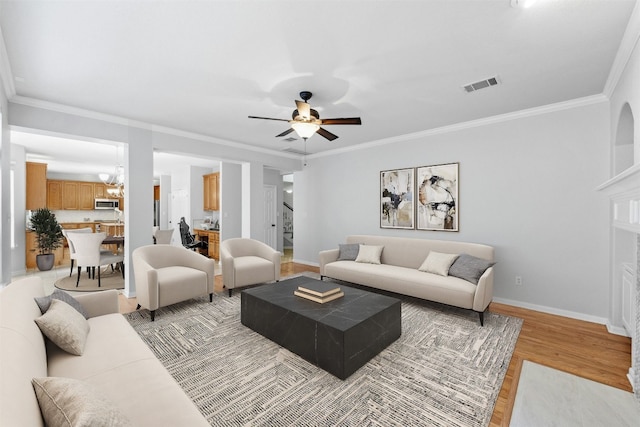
[[118, 261, 633, 426]]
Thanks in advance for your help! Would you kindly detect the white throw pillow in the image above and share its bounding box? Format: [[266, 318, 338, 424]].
[[34, 299, 90, 356], [418, 251, 459, 276], [355, 245, 384, 264], [32, 377, 132, 427]]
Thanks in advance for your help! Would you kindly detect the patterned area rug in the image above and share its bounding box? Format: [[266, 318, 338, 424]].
[[125, 276, 522, 427]]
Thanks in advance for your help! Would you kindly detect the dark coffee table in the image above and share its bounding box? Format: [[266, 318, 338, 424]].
[[240, 276, 401, 380]]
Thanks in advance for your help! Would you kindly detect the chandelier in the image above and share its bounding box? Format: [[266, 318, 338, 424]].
[[98, 145, 125, 198]]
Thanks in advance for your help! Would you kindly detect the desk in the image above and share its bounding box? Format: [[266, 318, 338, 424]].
[[193, 229, 220, 260]]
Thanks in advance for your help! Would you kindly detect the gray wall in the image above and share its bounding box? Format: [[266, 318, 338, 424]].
[[294, 100, 611, 322]]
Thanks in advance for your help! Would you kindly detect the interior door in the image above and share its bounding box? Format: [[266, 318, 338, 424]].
[[263, 185, 277, 250]]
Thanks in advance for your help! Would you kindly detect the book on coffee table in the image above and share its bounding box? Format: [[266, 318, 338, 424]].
[[297, 282, 341, 298], [294, 290, 345, 304]]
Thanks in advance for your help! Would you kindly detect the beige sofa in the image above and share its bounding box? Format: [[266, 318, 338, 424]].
[[319, 235, 495, 325], [132, 244, 216, 321], [0, 277, 209, 426]]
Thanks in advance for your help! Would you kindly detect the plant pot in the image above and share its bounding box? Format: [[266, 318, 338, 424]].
[[36, 254, 55, 271]]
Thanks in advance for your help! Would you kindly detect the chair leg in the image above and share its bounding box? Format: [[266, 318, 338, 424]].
[[209, 293, 213, 302], [69, 259, 74, 277], [91, 266, 96, 280], [228, 289, 232, 297], [98, 267, 101, 287], [150, 310, 156, 321], [136, 304, 141, 310], [76, 266, 81, 287], [120, 262, 125, 278], [478, 310, 485, 327]]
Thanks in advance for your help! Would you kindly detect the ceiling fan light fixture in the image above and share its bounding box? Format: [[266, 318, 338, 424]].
[[291, 122, 319, 139]]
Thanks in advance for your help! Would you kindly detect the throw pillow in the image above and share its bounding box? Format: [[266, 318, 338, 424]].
[[337, 243, 361, 261], [34, 289, 89, 319], [418, 251, 459, 276], [355, 245, 384, 264], [448, 253, 496, 285], [34, 299, 90, 356], [32, 377, 132, 427]]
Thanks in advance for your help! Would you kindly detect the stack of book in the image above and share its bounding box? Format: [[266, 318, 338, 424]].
[[294, 282, 344, 304]]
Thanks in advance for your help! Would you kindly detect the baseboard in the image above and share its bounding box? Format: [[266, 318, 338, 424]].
[[627, 367, 636, 392], [292, 259, 320, 267], [492, 297, 610, 327]]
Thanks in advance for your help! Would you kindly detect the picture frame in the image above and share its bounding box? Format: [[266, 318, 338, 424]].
[[416, 163, 459, 231], [380, 168, 415, 229]]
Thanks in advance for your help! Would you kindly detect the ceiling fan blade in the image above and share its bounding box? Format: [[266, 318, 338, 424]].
[[275, 128, 295, 138], [317, 127, 339, 141], [295, 100, 311, 119], [320, 117, 362, 125], [248, 115, 289, 122]]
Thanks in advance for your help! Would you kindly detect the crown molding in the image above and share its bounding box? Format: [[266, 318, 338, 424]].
[[603, 1, 640, 97], [0, 25, 16, 99], [9, 95, 299, 160], [311, 94, 608, 159]]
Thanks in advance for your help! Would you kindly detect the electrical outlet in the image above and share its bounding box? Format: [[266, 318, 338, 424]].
[[515, 276, 523, 286]]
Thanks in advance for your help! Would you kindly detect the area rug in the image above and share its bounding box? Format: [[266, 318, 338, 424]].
[[125, 276, 522, 427], [54, 268, 124, 292], [509, 360, 640, 427]]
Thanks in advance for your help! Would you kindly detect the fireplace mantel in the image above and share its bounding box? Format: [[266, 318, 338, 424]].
[[597, 164, 640, 233]]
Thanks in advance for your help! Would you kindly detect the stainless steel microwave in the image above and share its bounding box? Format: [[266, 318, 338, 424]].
[[94, 198, 119, 210]]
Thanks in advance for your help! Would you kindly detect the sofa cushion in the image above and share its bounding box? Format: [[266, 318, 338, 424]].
[[448, 254, 495, 285], [355, 245, 384, 264], [34, 289, 89, 319], [34, 299, 90, 356], [32, 377, 132, 427], [418, 251, 459, 276], [337, 243, 360, 261]]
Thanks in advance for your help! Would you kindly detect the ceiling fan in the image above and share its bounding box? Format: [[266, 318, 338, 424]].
[[248, 91, 361, 141]]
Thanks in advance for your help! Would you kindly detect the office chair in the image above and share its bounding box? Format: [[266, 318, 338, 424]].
[[179, 217, 208, 252]]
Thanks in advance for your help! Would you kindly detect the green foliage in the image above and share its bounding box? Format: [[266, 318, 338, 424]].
[[29, 208, 63, 255]]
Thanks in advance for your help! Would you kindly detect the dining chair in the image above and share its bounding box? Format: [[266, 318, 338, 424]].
[[62, 227, 93, 277], [66, 232, 124, 287], [153, 228, 174, 245]]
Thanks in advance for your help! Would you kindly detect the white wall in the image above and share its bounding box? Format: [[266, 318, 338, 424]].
[[220, 162, 242, 241], [0, 74, 10, 285], [294, 101, 611, 321]]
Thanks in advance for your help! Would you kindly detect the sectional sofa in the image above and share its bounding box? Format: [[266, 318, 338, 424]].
[[319, 235, 495, 325], [0, 276, 208, 426]]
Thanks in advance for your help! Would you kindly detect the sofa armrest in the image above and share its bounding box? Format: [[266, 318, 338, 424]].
[[319, 249, 340, 276], [472, 266, 494, 312], [74, 290, 119, 318]]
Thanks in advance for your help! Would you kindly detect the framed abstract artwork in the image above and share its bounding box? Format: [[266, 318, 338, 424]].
[[380, 168, 414, 229], [416, 163, 459, 231]]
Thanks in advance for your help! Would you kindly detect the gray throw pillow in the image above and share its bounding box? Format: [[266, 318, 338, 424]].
[[448, 254, 496, 285], [34, 289, 89, 319], [338, 243, 361, 261]]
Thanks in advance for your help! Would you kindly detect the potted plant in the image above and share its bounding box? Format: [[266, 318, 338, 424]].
[[29, 208, 64, 271]]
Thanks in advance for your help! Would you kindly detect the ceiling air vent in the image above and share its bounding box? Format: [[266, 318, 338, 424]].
[[282, 147, 308, 155], [463, 76, 499, 93], [283, 137, 297, 142]]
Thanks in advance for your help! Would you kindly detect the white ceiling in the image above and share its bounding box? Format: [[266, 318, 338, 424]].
[[1, 0, 636, 174]]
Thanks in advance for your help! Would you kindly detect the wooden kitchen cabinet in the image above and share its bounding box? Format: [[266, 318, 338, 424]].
[[62, 181, 78, 210], [203, 172, 220, 211], [46, 180, 63, 210], [78, 182, 95, 210], [26, 162, 47, 210], [194, 229, 220, 260], [94, 183, 107, 199]]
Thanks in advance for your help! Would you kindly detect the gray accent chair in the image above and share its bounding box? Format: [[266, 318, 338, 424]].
[[220, 238, 281, 296], [132, 244, 216, 321]]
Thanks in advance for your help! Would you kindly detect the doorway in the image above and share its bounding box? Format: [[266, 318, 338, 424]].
[[282, 174, 293, 262]]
